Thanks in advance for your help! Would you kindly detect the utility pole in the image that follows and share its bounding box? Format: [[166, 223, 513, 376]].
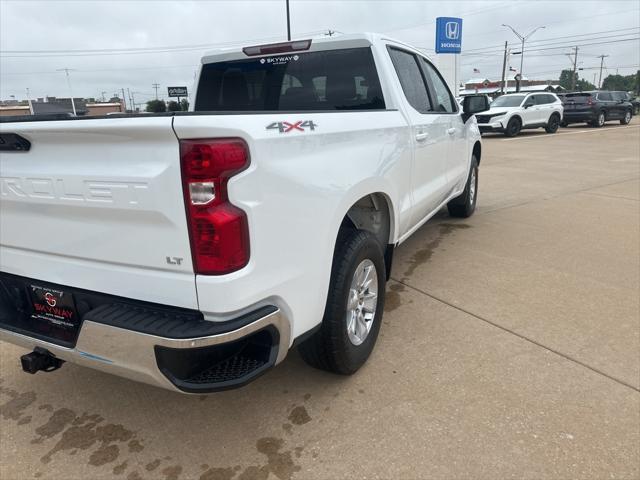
[[101, 91, 107, 102], [325, 29, 335, 36], [502, 24, 545, 80], [127, 88, 133, 111], [56, 67, 77, 116], [152, 83, 160, 100], [500, 41, 508, 94], [121, 88, 127, 111], [565, 46, 580, 91], [597, 55, 609, 89], [571, 46, 579, 90], [286, 0, 291, 41], [26, 87, 34, 115]]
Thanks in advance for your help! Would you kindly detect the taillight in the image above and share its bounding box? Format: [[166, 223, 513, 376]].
[[242, 39, 312, 56], [587, 97, 594, 105], [180, 138, 250, 275]]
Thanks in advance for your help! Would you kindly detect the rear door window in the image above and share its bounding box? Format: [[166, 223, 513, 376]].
[[195, 47, 385, 111], [535, 94, 554, 105], [598, 92, 613, 101], [388, 48, 432, 113]]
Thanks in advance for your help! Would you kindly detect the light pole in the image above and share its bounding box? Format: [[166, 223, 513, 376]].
[[501, 24, 545, 80], [56, 67, 77, 116]]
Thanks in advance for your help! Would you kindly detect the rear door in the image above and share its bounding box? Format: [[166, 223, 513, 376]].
[[387, 47, 449, 227], [535, 94, 555, 123], [597, 91, 616, 118]]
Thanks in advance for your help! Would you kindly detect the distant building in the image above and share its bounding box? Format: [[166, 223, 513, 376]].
[[86, 102, 124, 116], [0, 105, 30, 117], [32, 97, 88, 116], [459, 75, 564, 97], [0, 98, 124, 117]]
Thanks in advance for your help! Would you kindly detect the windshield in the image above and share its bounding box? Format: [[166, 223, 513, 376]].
[[195, 47, 385, 111], [491, 95, 525, 107]]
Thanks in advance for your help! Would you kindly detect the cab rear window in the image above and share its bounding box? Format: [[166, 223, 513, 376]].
[[195, 47, 385, 111]]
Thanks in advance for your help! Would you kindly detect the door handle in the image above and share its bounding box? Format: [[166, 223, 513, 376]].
[[415, 132, 429, 142], [447, 128, 456, 135]]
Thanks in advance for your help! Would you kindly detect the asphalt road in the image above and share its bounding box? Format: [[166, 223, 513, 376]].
[[1, 122, 639, 480]]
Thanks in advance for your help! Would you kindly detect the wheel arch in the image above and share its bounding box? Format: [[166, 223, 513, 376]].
[[336, 190, 397, 280], [472, 141, 482, 165]]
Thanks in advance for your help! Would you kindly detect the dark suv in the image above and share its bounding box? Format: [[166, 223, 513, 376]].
[[612, 91, 640, 115], [560, 91, 633, 127]]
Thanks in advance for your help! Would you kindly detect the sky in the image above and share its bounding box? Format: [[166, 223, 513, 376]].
[[1, 0, 639, 104]]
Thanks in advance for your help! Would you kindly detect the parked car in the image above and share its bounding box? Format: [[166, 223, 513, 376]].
[[475, 92, 563, 137], [0, 33, 489, 393], [612, 91, 640, 115], [561, 91, 633, 127]]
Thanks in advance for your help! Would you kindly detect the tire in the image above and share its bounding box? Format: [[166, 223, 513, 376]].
[[592, 111, 606, 128], [621, 110, 632, 125], [298, 229, 385, 375], [504, 117, 521, 137], [447, 155, 478, 218], [545, 113, 560, 133]]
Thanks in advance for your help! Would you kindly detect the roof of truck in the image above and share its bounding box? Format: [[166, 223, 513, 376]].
[[200, 32, 423, 64]]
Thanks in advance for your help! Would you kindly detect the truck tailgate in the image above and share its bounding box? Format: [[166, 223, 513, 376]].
[[0, 117, 198, 309]]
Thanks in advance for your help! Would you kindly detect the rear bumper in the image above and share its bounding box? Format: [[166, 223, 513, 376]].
[[0, 273, 290, 393], [562, 111, 596, 123]]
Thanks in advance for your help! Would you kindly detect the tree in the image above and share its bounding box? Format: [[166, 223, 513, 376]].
[[559, 69, 576, 90], [180, 98, 189, 111], [576, 78, 595, 91], [146, 99, 166, 113], [167, 100, 181, 112], [602, 73, 636, 92], [558, 69, 595, 91]]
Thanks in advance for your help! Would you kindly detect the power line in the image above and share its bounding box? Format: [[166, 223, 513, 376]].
[[462, 32, 640, 56], [462, 27, 639, 54], [0, 30, 327, 58]]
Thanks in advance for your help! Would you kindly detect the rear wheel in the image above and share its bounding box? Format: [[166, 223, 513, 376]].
[[504, 117, 521, 137], [621, 110, 632, 125], [447, 155, 478, 218], [298, 229, 385, 374], [545, 114, 560, 133], [592, 111, 606, 128]]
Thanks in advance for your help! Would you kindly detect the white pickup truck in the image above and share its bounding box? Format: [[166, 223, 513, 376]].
[[0, 33, 488, 393]]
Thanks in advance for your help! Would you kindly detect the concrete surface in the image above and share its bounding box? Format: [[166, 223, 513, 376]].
[[1, 123, 639, 480]]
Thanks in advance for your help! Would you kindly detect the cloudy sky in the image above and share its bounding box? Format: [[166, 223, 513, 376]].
[[1, 0, 638, 103]]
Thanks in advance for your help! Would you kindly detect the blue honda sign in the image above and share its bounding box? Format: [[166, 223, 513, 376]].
[[435, 17, 463, 54]]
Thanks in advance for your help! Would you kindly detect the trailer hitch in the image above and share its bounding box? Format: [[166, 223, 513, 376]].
[[20, 347, 64, 374]]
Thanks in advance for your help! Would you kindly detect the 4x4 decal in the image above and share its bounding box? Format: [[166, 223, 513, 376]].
[[266, 121, 317, 133]]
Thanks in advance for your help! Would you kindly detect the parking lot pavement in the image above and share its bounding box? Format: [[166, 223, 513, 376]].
[[1, 124, 639, 480]]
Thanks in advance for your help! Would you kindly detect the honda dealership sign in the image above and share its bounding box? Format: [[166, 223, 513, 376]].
[[435, 17, 463, 54]]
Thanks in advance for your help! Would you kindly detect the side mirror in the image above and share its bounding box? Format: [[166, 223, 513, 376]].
[[523, 101, 534, 109], [462, 95, 490, 123]]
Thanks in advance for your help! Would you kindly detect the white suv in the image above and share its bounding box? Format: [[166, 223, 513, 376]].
[[476, 92, 563, 137]]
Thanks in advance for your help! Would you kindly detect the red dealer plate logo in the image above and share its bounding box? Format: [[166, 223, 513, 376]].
[[30, 285, 79, 331]]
